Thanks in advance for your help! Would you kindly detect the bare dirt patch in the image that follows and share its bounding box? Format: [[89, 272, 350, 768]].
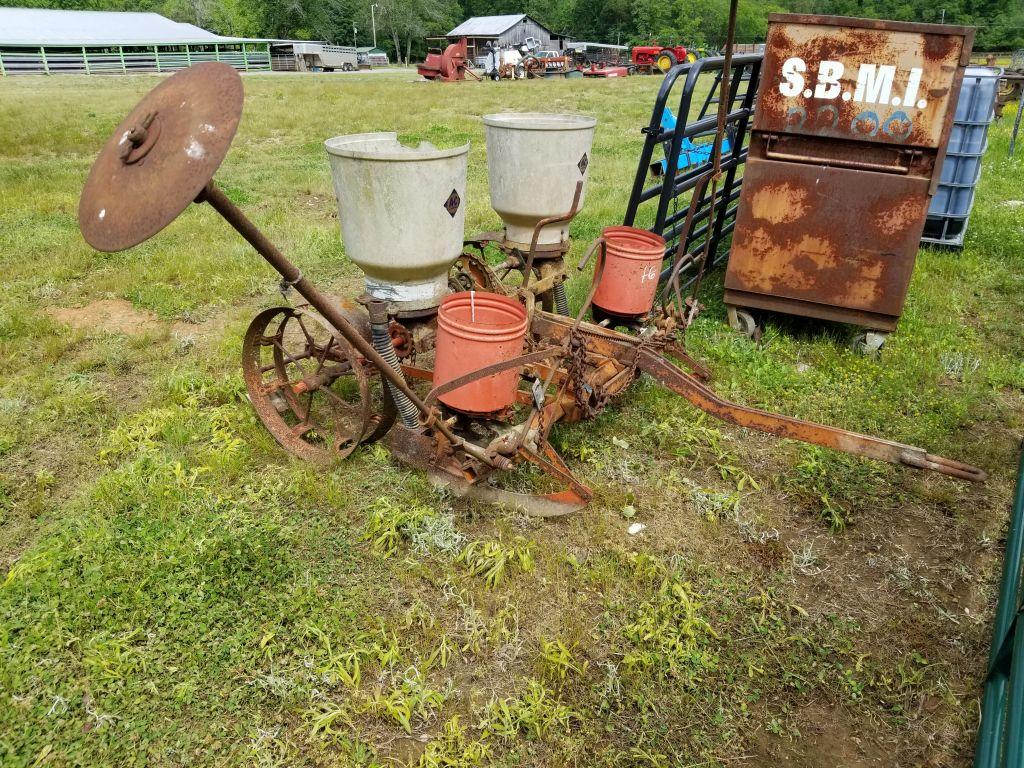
[[46, 298, 163, 336], [789, 702, 891, 767]]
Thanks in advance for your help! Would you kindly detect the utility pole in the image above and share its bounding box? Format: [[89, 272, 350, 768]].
[[940, 8, 946, 22], [371, 4, 379, 48], [353, 24, 358, 48]]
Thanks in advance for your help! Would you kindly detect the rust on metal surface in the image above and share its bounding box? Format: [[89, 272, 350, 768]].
[[241, 306, 385, 462], [78, 62, 987, 523], [79, 62, 244, 252], [755, 15, 972, 148], [726, 14, 973, 331], [530, 310, 985, 481], [385, 425, 589, 518], [725, 158, 928, 318], [636, 347, 984, 481]]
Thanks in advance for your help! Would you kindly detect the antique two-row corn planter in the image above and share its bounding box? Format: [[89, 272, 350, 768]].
[[78, 63, 984, 516]]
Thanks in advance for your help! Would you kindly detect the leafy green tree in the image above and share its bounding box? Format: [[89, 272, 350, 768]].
[[3, 0, 1020, 51]]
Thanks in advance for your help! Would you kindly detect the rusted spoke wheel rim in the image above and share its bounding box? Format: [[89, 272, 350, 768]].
[[242, 306, 373, 462]]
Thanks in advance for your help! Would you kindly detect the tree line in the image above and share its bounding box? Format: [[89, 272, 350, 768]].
[[5, 0, 1021, 59]]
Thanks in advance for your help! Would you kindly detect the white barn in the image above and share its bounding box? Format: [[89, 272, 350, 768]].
[[0, 7, 271, 75]]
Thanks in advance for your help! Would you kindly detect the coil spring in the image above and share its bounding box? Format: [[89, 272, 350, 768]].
[[552, 281, 570, 315], [370, 319, 419, 428]]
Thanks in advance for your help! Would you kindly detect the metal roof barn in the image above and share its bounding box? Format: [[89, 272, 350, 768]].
[[447, 15, 529, 37], [0, 7, 271, 75], [445, 14, 573, 66]]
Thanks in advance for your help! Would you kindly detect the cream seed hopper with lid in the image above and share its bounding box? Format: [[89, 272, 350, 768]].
[[460, 112, 597, 316], [78, 62, 986, 519], [325, 132, 469, 314], [484, 113, 597, 248]]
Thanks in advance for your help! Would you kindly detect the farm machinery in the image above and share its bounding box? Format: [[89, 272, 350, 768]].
[[417, 38, 480, 82], [78, 63, 985, 517], [631, 43, 697, 74], [482, 41, 534, 80]]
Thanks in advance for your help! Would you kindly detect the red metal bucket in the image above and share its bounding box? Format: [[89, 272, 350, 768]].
[[433, 291, 528, 415], [591, 226, 666, 318]]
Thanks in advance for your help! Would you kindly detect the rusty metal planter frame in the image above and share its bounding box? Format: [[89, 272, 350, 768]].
[[77, 61, 989, 520], [623, 53, 763, 288]]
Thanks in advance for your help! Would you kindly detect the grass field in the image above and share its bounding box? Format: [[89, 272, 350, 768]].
[[1, 69, 1023, 767]]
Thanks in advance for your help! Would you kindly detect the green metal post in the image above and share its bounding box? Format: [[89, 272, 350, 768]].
[[242, 44, 249, 71], [82, 47, 90, 75], [0, 52, 6, 77], [40, 47, 49, 74], [119, 46, 126, 74], [976, 674, 1009, 768], [186, 45, 191, 65], [975, 445, 1024, 768], [1006, 622, 1024, 767], [154, 45, 161, 72], [990, 448, 1024, 674], [215, 44, 220, 61]]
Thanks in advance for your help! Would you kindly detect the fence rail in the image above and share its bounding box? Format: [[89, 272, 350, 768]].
[[0, 43, 271, 76]]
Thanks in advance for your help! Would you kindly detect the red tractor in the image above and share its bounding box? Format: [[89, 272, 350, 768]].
[[630, 43, 697, 74]]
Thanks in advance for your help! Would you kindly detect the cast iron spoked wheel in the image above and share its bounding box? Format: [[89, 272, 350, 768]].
[[242, 306, 389, 463]]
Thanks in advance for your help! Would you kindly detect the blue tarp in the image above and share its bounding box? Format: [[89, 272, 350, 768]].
[[656, 107, 730, 175]]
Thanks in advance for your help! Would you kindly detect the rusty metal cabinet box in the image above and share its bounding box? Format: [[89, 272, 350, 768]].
[[724, 14, 974, 331]]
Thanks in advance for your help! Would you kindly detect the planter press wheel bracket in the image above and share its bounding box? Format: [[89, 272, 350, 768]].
[[242, 306, 391, 462]]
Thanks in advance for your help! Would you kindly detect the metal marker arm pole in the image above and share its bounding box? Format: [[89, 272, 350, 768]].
[[198, 182, 508, 469], [636, 348, 985, 481]]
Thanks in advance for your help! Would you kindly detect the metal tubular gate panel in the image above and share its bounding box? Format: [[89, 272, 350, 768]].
[[975, 447, 1024, 768], [623, 53, 763, 288]]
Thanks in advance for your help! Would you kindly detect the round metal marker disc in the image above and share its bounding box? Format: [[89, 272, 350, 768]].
[[79, 62, 243, 252]]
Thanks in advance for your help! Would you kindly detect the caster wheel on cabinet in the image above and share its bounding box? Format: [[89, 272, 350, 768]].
[[727, 306, 762, 341], [849, 331, 887, 356]]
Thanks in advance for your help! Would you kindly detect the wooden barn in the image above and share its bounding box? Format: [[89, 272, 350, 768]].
[[446, 14, 573, 65]]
